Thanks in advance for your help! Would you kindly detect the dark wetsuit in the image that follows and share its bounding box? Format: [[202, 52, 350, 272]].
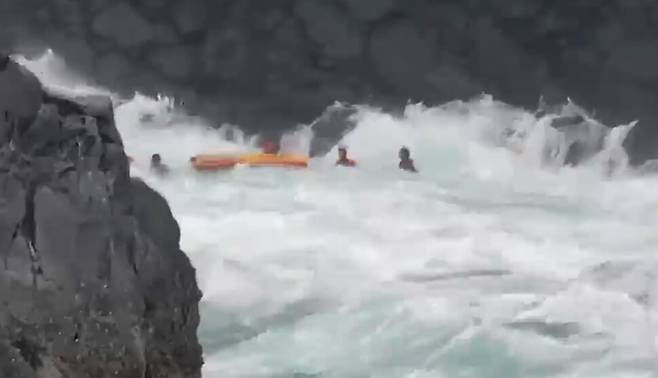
[[151, 162, 170, 176], [336, 158, 356, 167], [399, 159, 417, 173]]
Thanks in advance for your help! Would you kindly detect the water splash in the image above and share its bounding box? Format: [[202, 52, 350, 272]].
[[16, 49, 658, 378]]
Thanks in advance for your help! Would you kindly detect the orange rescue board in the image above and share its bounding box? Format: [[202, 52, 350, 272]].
[[190, 153, 308, 171], [190, 155, 238, 170]]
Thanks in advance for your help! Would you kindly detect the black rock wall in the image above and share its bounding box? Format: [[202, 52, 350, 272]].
[[3, 0, 658, 163], [0, 55, 202, 377]]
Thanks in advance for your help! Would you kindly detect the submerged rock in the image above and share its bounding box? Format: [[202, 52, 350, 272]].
[[0, 54, 202, 377], [307, 104, 359, 157]]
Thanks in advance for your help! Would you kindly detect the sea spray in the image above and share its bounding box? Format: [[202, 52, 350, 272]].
[[18, 49, 658, 378]]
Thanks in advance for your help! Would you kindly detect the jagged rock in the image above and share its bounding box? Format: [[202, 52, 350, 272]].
[[550, 115, 586, 130], [470, 19, 538, 89], [369, 21, 434, 94], [51, 0, 86, 36], [4, 0, 658, 164], [539, 102, 608, 166], [0, 57, 42, 144], [153, 24, 178, 44], [340, 0, 398, 21], [49, 38, 96, 74], [202, 27, 249, 79], [148, 46, 195, 79], [495, 2, 543, 18], [637, 159, 658, 174], [142, 0, 169, 10], [92, 3, 154, 48], [89, 0, 110, 12], [172, 1, 208, 35], [0, 175, 25, 267], [607, 40, 658, 81], [0, 55, 202, 377], [595, 22, 624, 46], [272, 18, 305, 52], [308, 104, 359, 157], [251, 7, 286, 32], [95, 52, 133, 85], [425, 65, 482, 101], [294, 0, 363, 59]]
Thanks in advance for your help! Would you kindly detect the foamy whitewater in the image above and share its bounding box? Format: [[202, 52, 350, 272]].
[[18, 51, 658, 378]]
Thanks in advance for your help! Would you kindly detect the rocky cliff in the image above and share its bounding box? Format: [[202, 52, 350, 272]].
[[3, 0, 658, 163], [0, 55, 202, 377]]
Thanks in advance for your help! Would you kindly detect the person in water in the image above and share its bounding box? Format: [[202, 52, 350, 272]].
[[398, 146, 417, 172], [150, 153, 170, 175], [336, 146, 356, 167], [261, 141, 280, 154]]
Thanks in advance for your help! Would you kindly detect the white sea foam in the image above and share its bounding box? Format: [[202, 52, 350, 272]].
[[19, 50, 658, 378]]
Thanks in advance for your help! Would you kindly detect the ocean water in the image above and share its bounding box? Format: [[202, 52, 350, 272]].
[[18, 51, 658, 378]]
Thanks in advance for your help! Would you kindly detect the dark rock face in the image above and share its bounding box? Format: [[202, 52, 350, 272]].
[[0, 55, 202, 377], [2, 0, 658, 163], [369, 21, 435, 95], [295, 1, 363, 59], [92, 3, 155, 48], [307, 104, 359, 158]]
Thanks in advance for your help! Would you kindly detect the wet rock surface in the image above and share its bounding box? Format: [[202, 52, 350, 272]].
[[0, 55, 202, 378], [2, 0, 658, 163]]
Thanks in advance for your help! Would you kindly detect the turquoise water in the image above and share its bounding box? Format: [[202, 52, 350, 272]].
[[22, 50, 658, 378]]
